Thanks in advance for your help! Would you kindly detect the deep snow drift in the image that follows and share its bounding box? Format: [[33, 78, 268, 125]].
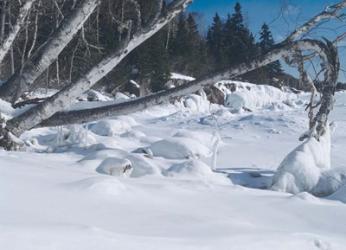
[[1, 81, 346, 250]]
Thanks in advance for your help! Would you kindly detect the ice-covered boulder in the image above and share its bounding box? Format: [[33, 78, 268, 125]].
[[90, 117, 137, 136], [164, 159, 230, 184], [96, 157, 133, 177], [272, 125, 331, 194], [149, 137, 211, 160]]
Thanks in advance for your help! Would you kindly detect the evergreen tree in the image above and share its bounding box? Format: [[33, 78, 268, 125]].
[[226, 2, 256, 66], [135, 29, 170, 93], [258, 23, 283, 83], [207, 13, 225, 70]]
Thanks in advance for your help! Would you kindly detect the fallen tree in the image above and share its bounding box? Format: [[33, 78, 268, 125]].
[[0, 0, 345, 151]]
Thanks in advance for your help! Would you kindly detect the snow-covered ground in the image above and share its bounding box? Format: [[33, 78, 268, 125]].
[[1, 82, 346, 250]]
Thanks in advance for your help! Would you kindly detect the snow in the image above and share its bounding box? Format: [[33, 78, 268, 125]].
[[170, 72, 196, 81], [90, 116, 137, 136], [96, 157, 133, 177], [272, 124, 332, 194], [218, 81, 301, 112], [2, 84, 346, 249]]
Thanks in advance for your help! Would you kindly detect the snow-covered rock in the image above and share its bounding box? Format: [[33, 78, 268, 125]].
[[164, 159, 229, 184], [272, 125, 332, 194], [96, 157, 133, 177], [149, 137, 211, 160], [90, 117, 137, 136]]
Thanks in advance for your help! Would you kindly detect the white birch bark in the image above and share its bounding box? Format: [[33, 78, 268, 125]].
[[5, 0, 193, 136], [0, 0, 36, 65], [0, 0, 100, 101]]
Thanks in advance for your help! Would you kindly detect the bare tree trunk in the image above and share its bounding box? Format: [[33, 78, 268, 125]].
[[4, 0, 192, 137], [0, 0, 100, 102], [0, 0, 36, 66]]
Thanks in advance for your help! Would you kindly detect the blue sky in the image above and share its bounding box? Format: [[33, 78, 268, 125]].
[[188, 0, 346, 81], [189, 0, 341, 41]]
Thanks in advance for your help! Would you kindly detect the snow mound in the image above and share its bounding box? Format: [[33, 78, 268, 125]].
[[96, 157, 133, 177], [272, 125, 331, 194], [173, 130, 216, 147], [217, 81, 300, 112], [149, 137, 211, 160], [314, 167, 346, 196], [290, 192, 321, 203], [67, 176, 127, 196], [90, 116, 137, 136], [164, 159, 229, 184], [127, 154, 162, 177], [328, 184, 346, 203]]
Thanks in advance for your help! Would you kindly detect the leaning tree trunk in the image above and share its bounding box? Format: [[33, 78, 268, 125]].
[[0, 0, 100, 102], [38, 39, 339, 141], [3, 0, 192, 138], [0, 0, 36, 66]]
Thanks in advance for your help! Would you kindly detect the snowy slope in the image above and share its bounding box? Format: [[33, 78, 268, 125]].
[[1, 83, 346, 250]]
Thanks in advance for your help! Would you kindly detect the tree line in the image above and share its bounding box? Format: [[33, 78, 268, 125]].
[[0, 0, 297, 97]]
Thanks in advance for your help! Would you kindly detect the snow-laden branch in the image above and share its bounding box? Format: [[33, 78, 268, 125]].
[[0, 0, 36, 66], [39, 39, 339, 141], [4, 0, 193, 137], [0, 0, 100, 102]]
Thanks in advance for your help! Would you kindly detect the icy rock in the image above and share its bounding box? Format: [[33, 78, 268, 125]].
[[96, 158, 133, 177], [272, 125, 331, 194]]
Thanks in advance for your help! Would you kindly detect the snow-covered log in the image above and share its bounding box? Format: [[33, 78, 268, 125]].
[[38, 39, 339, 141], [0, 0, 36, 66], [0, 0, 100, 102], [3, 0, 193, 138]]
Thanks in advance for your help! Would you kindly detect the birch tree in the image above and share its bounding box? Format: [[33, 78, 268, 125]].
[[0, 0, 345, 150], [0, 0, 100, 102], [0, 0, 36, 66]]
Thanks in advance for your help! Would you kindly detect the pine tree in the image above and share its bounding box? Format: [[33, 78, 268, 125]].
[[258, 23, 283, 83], [207, 13, 225, 70], [226, 2, 256, 66]]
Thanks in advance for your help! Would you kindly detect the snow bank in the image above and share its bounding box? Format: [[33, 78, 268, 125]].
[[67, 176, 127, 196], [96, 157, 133, 177], [217, 81, 300, 112], [272, 125, 331, 194], [90, 116, 137, 136]]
